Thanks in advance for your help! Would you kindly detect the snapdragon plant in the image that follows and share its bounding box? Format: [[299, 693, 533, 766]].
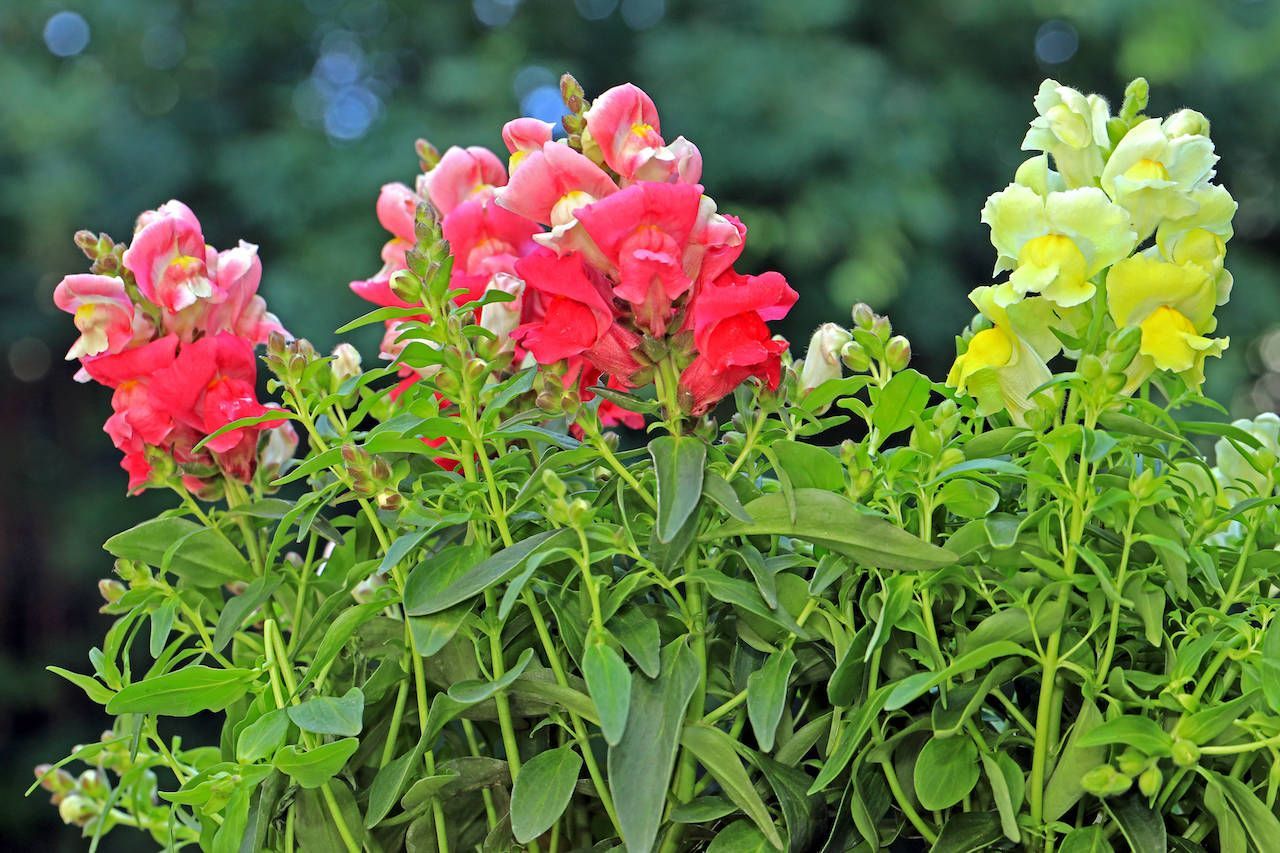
[[32, 75, 1280, 853]]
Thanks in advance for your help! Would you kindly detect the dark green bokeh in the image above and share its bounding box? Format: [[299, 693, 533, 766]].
[[3, 0, 1279, 846]]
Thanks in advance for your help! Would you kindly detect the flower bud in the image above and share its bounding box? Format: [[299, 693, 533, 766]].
[[351, 573, 386, 604], [98, 579, 125, 604], [799, 324, 851, 392], [851, 303, 876, 330], [376, 489, 402, 511], [478, 274, 525, 351], [77, 769, 110, 798], [1081, 764, 1133, 797], [58, 794, 95, 826], [841, 341, 871, 373], [1116, 749, 1147, 777], [1079, 354, 1104, 381], [1132, 468, 1158, 500], [416, 138, 442, 171], [1164, 108, 1210, 139], [1172, 739, 1200, 768], [74, 230, 100, 257], [389, 270, 422, 305], [1138, 766, 1163, 798], [541, 469, 567, 499], [34, 765, 76, 795], [870, 315, 892, 343], [331, 343, 362, 388], [938, 447, 965, 470], [885, 335, 911, 372]]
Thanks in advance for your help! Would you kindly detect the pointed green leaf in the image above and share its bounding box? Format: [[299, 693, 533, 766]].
[[681, 723, 784, 849], [287, 687, 364, 737], [273, 738, 360, 789], [583, 640, 632, 746], [650, 436, 707, 543], [106, 666, 257, 717], [237, 709, 290, 763], [747, 649, 796, 752]]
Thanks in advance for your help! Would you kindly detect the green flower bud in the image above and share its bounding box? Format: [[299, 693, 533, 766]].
[[541, 469, 567, 499], [375, 489, 402, 512], [1079, 354, 1104, 381], [1138, 766, 1163, 798], [885, 335, 911, 372], [851, 303, 877, 330], [1164, 108, 1210, 139], [98, 579, 125, 604], [1172, 739, 1200, 768], [1081, 764, 1133, 797], [389, 270, 422, 305], [77, 769, 109, 798], [938, 447, 965, 470], [1132, 468, 1158, 500], [841, 341, 871, 373], [1116, 749, 1147, 777], [415, 138, 442, 171], [58, 794, 95, 826], [870, 315, 892, 343], [1104, 371, 1127, 394], [34, 765, 76, 795]]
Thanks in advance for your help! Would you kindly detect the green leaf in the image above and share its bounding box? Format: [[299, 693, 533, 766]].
[[273, 737, 360, 789], [287, 687, 364, 737], [751, 753, 818, 853], [610, 607, 661, 678], [650, 436, 707, 544], [747, 649, 796, 752], [405, 531, 572, 615], [366, 737, 429, 827], [1058, 827, 1115, 853], [47, 666, 112, 705], [705, 490, 954, 571], [871, 368, 930, 438], [608, 640, 701, 853], [703, 471, 754, 523], [914, 735, 979, 810], [929, 812, 1004, 853], [106, 666, 257, 717], [1044, 698, 1106, 821], [884, 641, 1030, 711], [1103, 794, 1167, 853], [1205, 770, 1280, 853], [299, 596, 395, 687], [335, 304, 429, 333], [1174, 690, 1258, 745], [771, 440, 844, 491], [447, 648, 535, 704], [981, 752, 1019, 843], [213, 574, 283, 652], [669, 797, 737, 823], [193, 410, 296, 451], [237, 708, 290, 763], [583, 640, 632, 746], [149, 600, 176, 658], [707, 820, 773, 853], [1077, 715, 1173, 757], [105, 517, 250, 586], [937, 479, 999, 519], [509, 746, 583, 844], [682, 723, 784, 850], [408, 603, 472, 657]]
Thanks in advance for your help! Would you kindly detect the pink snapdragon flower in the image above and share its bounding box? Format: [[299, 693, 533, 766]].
[[498, 143, 618, 263], [377, 182, 420, 242], [583, 84, 702, 184], [512, 249, 615, 363], [123, 200, 218, 313], [53, 274, 136, 360], [576, 181, 703, 334], [421, 146, 507, 215], [189, 242, 288, 344], [502, 118, 555, 172]]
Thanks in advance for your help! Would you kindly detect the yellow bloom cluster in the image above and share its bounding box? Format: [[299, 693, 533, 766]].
[[948, 79, 1236, 423]]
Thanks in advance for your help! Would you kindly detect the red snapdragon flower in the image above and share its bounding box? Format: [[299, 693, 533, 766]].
[[679, 270, 798, 414]]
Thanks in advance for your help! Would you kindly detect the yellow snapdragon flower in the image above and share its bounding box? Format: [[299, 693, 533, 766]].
[[1021, 80, 1112, 188], [1106, 255, 1227, 391], [1155, 183, 1237, 306], [982, 184, 1135, 308], [948, 286, 1061, 425], [1100, 116, 1218, 240]]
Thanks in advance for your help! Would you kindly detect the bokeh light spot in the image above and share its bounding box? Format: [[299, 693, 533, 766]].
[[522, 84, 568, 125], [44, 11, 90, 58], [1035, 20, 1078, 65], [324, 86, 380, 140], [9, 338, 51, 383], [474, 0, 520, 27], [575, 0, 618, 20], [620, 0, 664, 29]]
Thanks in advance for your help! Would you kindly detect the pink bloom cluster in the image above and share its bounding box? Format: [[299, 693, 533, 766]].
[[350, 83, 795, 421], [54, 202, 293, 493]]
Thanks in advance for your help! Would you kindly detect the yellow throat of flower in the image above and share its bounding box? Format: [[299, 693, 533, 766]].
[[1013, 233, 1091, 306], [1139, 305, 1200, 372], [1124, 157, 1172, 184], [952, 326, 1014, 388]]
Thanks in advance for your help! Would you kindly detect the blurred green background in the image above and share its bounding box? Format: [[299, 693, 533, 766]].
[[4, 0, 1280, 846]]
